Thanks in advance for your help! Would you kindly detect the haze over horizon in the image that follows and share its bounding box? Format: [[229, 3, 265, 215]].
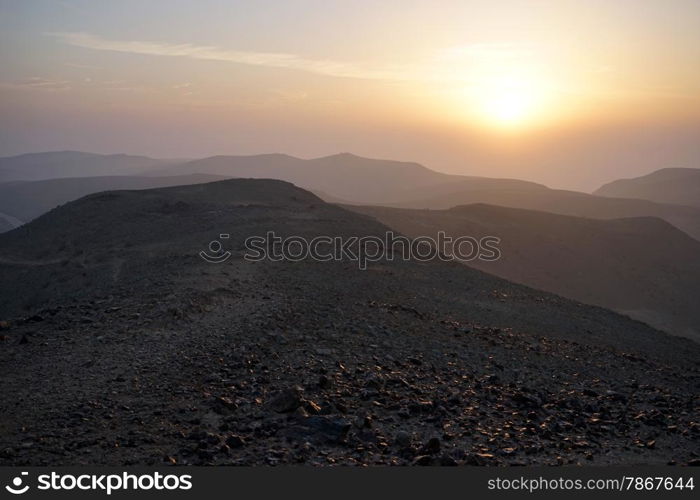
[[1, 0, 699, 190]]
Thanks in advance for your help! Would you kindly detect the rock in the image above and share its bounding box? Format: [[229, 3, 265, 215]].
[[304, 400, 322, 414], [606, 391, 627, 403], [421, 437, 441, 455], [394, 431, 412, 448], [186, 429, 207, 441], [511, 393, 542, 408], [268, 387, 303, 413], [439, 455, 458, 466], [292, 406, 309, 417], [212, 396, 238, 415], [412, 455, 433, 466], [286, 416, 351, 444], [364, 375, 383, 390], [357, 429, 378, 444], [225, 435, 245, 448]]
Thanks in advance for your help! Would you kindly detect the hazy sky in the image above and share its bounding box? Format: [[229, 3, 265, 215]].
[[1, 0, 698, 190]]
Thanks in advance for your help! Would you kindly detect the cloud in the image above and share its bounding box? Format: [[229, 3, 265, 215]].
[[0, 77, 71, 91], [48, 32, 404, 81]]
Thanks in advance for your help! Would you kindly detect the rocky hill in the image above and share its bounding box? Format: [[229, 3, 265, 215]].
[[0, 179, 697, 466]]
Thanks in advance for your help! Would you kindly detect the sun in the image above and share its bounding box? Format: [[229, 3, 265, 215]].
[[474, 73, 543, 128], [437, 50, 555, 130], [461, 68, 548, 129], [481, 88, 534, 126]]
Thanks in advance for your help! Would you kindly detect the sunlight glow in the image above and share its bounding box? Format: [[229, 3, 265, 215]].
[[472, 73, 545, 129]]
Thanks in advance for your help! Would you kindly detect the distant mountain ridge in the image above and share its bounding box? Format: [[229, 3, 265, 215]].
[[0, 174, 230, 225], [0, 151, 173, 183], [147, 152, 547, 204], [594, 168, 700, 208], [2, 151, 699, 243]]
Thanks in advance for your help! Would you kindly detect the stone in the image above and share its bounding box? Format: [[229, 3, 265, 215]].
[[394, 431, 412, 448], [268, 387, 303, 413], [225, 435, 245, 448]]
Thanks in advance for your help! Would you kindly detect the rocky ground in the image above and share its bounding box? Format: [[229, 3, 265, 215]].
[[0, 179, 698, 466]]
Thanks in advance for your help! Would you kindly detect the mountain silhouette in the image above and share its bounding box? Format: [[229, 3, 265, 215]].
[[0, 151, 173, 183], [595, 168, 700, 208], [0, 174, 229, 225]]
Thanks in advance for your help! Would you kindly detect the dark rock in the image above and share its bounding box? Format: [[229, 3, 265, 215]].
[[225, 435, 245, 448], [364, 375, 383, 390], [286, 416, 351, 444], [412, 455, 433, 466], [439, 455, 458, 466], [512, 393, 542, 408], [212, 396, 238, 415], [421, 437, 441, 455], [605, 391, 627, 403], [394, 431, 412, 448], [268, 387, 303, 413]]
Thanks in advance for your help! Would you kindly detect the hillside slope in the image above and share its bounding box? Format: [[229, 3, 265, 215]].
[[388, 188, 700, 242], [0, 179, 697, 466], [348, 204, 700, 340]]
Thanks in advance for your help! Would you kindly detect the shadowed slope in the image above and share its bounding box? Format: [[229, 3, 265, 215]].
[[348, 203, 700, 340], [0, 179, 697, 466]]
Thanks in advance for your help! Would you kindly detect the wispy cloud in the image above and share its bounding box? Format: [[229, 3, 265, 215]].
[[48, 32, 404, 80], [0, 76, 72, 91]]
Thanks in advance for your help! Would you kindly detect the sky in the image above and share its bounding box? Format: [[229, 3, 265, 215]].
[[0, 0, 698, 191]]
